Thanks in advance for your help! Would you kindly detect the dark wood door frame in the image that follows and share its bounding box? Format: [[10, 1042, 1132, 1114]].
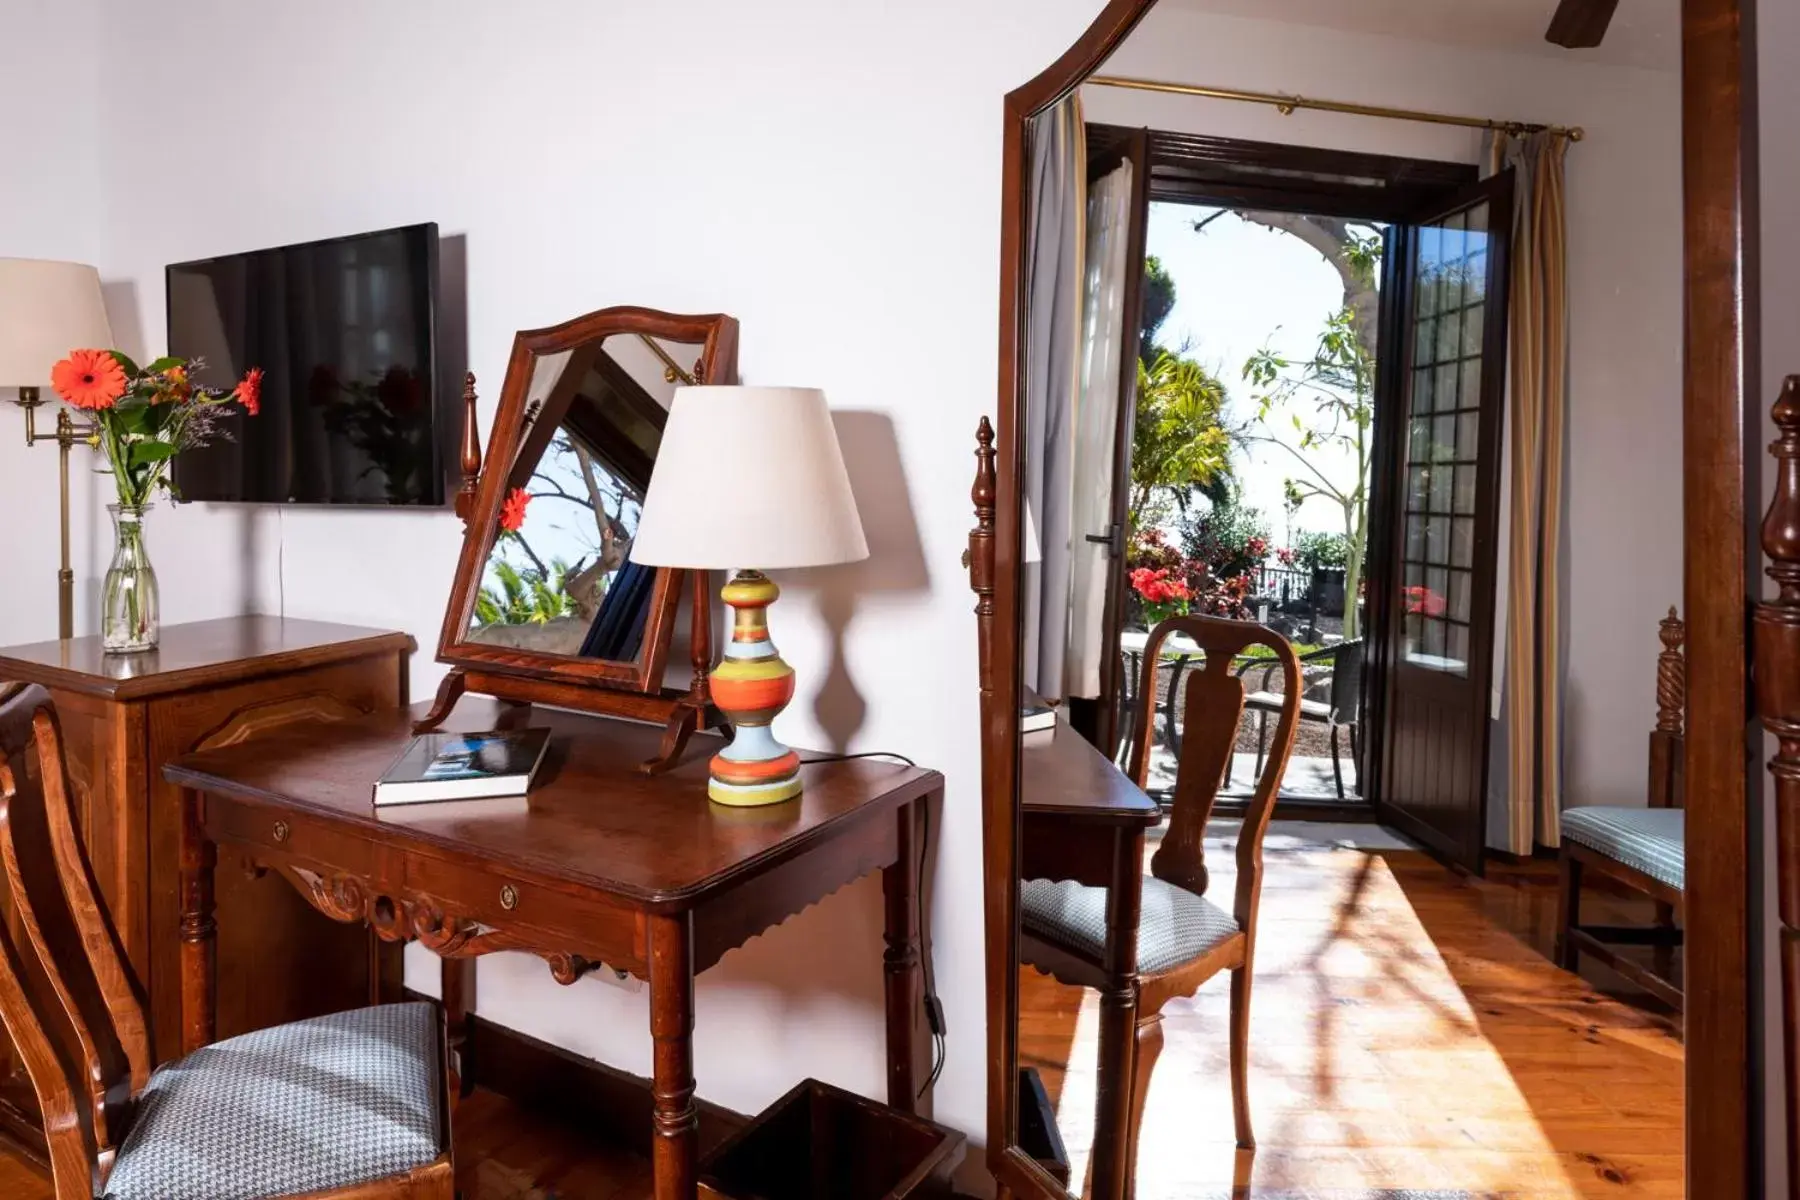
[[975, 0, 1763, 1196], [1078, 125, 1478, 799], [1681, 0, 1759, 1193]]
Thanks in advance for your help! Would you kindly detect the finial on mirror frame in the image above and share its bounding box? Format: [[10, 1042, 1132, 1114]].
[[454, 371, 482, 526]]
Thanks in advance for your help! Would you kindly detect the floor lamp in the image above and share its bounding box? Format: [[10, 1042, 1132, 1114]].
[[0, 259, 114, 641]]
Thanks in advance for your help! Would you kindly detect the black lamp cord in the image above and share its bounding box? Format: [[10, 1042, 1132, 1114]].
[[798, 751, 947, 1097]]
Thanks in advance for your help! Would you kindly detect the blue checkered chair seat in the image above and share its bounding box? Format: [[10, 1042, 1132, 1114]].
[[1561, 806, 1684, 892], [1021, 875, 1241, 975], [102, 1002, 443, 1200]]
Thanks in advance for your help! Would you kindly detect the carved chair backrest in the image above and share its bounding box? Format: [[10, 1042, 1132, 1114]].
[[1126, 615, 1302, 937], [1650, 607, 1687, 809], [0, 687, 153, 1200]]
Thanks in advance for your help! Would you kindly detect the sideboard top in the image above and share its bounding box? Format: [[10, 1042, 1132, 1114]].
[[0, 616, 413, 700]]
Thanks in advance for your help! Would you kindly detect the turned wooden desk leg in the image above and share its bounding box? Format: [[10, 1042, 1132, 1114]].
[[1089, 826, 1145, 1200], [882, 794, 929, 1116], [443, 958, 477, 1100], [177, 788, 217, 1056], [648, 912, 698, 1200]]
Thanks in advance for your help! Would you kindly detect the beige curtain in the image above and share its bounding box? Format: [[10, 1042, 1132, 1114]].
[[1491, 132, 1570, 850]]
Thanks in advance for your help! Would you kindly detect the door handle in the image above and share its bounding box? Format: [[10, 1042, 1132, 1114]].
[[1086, 524, 1125, 557]]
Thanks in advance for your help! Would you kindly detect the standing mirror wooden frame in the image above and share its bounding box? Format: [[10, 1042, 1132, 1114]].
[[423, 306, 739, 773], [970, 1, 1762, 1196]]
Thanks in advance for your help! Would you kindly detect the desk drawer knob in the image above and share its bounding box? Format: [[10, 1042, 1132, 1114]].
[[500, 884, 519, 911], [273, 821, 290, 844]]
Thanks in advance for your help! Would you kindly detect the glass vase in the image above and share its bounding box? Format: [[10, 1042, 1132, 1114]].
[[102, 503, 160, 653]]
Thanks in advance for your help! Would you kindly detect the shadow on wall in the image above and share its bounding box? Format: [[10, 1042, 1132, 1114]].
[[786, 410, 932, 753]]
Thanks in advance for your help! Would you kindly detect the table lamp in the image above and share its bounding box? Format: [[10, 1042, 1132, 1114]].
[[0, 259, 113, 639], [632, 386, 868, 806]]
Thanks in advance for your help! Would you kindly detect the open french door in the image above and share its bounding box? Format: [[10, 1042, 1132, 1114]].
[[1369, 170, 1515, 873]]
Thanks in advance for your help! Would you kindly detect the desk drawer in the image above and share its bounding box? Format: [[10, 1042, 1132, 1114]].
[[209, 801, 378, 881], [404, 853, 646, 974]]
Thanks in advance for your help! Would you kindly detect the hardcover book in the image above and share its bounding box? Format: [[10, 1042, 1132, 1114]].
[[373, 728, 552, 806]]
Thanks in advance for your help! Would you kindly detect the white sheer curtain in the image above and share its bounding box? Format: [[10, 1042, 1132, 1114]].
[[1021, 97, 1086, 701], [1064, 159, 1134, 699]]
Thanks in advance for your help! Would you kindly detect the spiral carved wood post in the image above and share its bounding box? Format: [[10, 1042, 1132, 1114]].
[[967, 417, 998, 699], [1651, 608, 1686, 809], [1755, 376, 1800, 1194]]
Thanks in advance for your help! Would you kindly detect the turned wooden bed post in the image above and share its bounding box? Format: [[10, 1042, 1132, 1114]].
[[1757, 377, 1800, 1194]]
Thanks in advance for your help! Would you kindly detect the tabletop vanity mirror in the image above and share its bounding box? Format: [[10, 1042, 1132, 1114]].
[[423, 306, 740, 771]]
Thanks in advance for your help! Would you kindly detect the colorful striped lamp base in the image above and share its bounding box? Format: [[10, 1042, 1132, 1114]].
[[706, 570, 801, 807]]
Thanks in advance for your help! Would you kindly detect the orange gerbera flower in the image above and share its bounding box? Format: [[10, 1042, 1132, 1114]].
[[236, 366, 264, 416], [500, 487, 531, 532], [51, 349, 128, 410], [153, 365, 192, 404]]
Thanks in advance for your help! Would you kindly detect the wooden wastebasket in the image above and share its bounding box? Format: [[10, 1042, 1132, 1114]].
[[698, 1078, 964, 1200]]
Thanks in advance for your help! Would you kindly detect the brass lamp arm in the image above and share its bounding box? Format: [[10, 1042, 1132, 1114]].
[[13, 385, 102, 640]]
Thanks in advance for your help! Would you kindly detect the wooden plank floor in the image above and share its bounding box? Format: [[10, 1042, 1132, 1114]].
[[1021, 828, 1684, 1198], [0, 830, 1682, 1199]]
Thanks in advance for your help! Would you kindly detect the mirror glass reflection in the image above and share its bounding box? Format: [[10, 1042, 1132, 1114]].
[[1004, 0, 1689, 1192], [461, 332, 700, 663]]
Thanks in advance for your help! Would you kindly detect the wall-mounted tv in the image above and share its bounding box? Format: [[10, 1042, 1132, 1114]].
[[167, 222, 445, 505]]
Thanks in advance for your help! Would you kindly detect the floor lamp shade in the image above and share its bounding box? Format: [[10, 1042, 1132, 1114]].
[[0, 259, 113, 387], [632, 386, 868, 806]]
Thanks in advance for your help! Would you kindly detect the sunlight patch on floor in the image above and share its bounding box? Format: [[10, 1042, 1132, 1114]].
[[1042, 842, 1679, 1198]]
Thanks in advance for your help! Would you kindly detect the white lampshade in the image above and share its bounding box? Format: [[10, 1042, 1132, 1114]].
[[632, 386, 869, 571], [0, 259, 113, 388]]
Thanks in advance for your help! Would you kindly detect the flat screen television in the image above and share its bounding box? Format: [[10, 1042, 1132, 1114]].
[[167, 222, 445, 505]]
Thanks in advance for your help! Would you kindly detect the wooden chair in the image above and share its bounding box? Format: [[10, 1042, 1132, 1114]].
[[1555, 607, 1686, 1009], [1020, 615, 1302, 1195], [0, 684, 455, 1199], [1233, 637, 1364, 799]]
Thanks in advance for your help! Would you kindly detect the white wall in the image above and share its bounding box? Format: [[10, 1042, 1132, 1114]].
[[1085, 5, 1685, 815], [0, 0, 1129, 1168], [1, 0, 108, 641]]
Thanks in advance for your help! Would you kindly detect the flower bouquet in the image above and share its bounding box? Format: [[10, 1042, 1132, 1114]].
[[51, 349, 262, 652]]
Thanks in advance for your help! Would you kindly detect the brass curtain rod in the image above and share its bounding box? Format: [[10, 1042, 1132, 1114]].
[[1088, 75, 1584, 142]]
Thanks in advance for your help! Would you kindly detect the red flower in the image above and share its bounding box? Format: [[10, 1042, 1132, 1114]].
[[377, 366, 420, 415], [1404, 586, 1447, 617], [1276, 546, 1297, 567], [500, 487, 531, 532], [235, 367, 264, 416], [1247, 536, 1268, 559], [51, 349, 128, 410]]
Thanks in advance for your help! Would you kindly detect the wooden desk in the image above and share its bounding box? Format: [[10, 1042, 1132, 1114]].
[[164, 697, 941, 1200], [1020, 718, 1160, 1200], [0, 616, 410, 1156]]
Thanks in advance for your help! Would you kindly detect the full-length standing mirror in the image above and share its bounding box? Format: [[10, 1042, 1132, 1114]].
[[972, 1, 1760, 1197]]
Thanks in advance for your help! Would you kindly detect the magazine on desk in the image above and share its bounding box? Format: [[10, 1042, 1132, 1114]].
[[373, 728, 552, 806]]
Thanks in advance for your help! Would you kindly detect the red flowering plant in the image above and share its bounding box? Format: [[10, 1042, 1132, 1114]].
[[1404, 585, 1447, 616], [1128, 565, 1193, 626], [50, 349, 260, 508]]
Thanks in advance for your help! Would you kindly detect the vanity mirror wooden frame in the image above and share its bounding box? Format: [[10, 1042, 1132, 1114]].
[[421, 305, 740, 772], [971, 1, 1762, 1195]]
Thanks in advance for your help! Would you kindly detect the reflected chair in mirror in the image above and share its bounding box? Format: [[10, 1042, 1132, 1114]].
[[423, 306, 741, 773], [1232, 638, 1364, 800], [1555, 607, 1686, 1009], [0, 686, 455, 1200], [1020, 615, 1302, 1195]]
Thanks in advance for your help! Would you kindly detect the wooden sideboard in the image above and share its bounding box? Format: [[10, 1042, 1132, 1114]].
[[0, 615, 412, 1156]]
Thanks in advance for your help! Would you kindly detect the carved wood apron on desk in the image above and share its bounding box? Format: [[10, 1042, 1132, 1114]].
[[0, 614, 411, 1161]]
